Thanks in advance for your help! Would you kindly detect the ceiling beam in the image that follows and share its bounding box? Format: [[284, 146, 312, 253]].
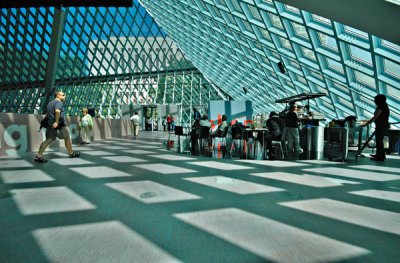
[[0, 0, 133, 8]]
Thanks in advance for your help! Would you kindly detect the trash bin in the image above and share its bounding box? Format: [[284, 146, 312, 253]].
[[305, 126, 324, 160]]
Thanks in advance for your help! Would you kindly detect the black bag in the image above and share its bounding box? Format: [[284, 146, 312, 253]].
[[39, 116, 49, 130], [39, 116, 64, 131]]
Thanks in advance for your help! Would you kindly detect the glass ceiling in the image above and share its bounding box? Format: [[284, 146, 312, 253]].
[[139, 0, 400, 127], [0, 0, 399, 127]]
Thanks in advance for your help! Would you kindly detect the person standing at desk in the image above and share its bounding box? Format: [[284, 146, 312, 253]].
[[362, 94, 390, 161], [285, 104, 303, 154], [200, 114, 211, 129], [211, 114, 228, 137]]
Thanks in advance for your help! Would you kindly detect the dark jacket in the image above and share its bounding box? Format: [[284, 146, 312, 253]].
[[267, 116, 284, 138], [285, 111, 299, 128]]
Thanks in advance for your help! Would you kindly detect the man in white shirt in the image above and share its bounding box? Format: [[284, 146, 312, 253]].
[[130, 112, 140, 136]]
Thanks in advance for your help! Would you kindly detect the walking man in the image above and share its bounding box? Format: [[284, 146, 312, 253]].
[[35, 91, 80, 162], [130, 111, 140, 136]]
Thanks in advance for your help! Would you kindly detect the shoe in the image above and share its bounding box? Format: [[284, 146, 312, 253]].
[[80, 142, 85, 145], [370, 154, 377, 157], [34, 156, 48, 163], [370, 157, 384, 161], [85, 142, 90, 144], [69, 152, 80, 158]]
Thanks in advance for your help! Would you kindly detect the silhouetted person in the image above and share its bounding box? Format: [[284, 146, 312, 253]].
[[362, 94, 390, 161], [285, 104, 302, 153]]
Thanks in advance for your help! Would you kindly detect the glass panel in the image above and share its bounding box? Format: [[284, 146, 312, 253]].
[[311, 14, 331, 25], [292, 22, 308, 39], [344, 25, 368, 39], [318, 32, 338, 51], [284, 5, 300, 14], [354, 71, 375, 87], [269, 13, 284, 29], [383, 58, 400, 78], [326, 58, 344, 73], [349, 45, 372, 65]]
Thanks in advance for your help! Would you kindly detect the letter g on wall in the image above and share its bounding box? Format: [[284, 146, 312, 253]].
[[3, 124, 28, 156]]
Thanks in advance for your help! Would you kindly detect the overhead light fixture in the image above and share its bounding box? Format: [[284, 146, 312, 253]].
[[243, 87, 248, 94], [0, 0, 133, 8], [277, 61, 286, 74]]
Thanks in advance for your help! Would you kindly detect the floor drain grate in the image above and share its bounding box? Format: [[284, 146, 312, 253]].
[[139, 192, 157, 199], [282, 192, 303, 200]]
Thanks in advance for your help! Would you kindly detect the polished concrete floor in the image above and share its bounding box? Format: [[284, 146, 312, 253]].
[[1, 131, 399, 262]]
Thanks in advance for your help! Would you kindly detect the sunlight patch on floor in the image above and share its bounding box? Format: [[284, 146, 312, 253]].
[[122, 149, 156, 154], [133, 163, 197, 174], [70, 166, 132, 179], [149, 154, 195, 161], [106, 180, 201, 203], [1, 169, 54, 183], [349, 189, 400, 203], [236, 159, 308, 167], [33, 221, 182, 263], [280, 198, 400, 235], [188, 161, 253, 170], [250, 172, 347, 188], [101, 156, 147, 163], [0, 159, 33, 168], [174, 208, 370, 262], [10, 186, 96, 215], [184, 176, 285, 194], [303, 167, 400, 182]]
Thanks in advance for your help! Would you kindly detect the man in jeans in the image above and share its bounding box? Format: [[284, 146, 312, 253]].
[[285, 104, 303, 154], [35, 91, 80, 162]]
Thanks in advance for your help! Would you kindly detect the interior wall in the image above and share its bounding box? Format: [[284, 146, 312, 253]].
[[0, 113, 132, 157]]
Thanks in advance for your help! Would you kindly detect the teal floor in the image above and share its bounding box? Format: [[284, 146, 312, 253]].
[[1, 132, 399, 262]]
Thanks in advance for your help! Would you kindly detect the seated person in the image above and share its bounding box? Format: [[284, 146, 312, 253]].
[[199, 114, 211, 128], [210, 114, 228, 137], [264, 111, 284, 160]]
